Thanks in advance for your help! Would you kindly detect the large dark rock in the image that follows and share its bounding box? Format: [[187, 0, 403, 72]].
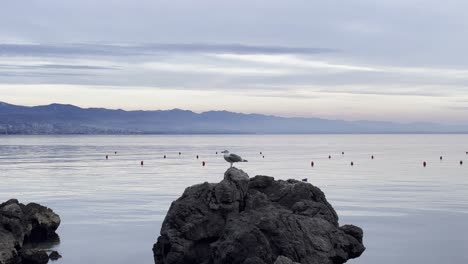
[[0, 199, 60, 264], [153, 168, 365, 264]]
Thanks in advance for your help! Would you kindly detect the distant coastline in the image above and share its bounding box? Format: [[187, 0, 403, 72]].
[[1, 101, 468, 135]]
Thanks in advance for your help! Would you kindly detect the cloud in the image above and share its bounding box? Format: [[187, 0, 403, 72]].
[[0, 64, 116, 70], [214, 53, 468, 80], [0, 43, 335, 58], [141, 62, 291, 76]]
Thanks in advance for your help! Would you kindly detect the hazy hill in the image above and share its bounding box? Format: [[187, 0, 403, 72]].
[[0, 101, 465, 134]]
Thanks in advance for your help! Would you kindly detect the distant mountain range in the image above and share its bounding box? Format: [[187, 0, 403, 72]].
[[0, 101, 466, 134]]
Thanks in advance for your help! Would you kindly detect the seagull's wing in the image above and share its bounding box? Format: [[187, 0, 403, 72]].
[[228, 153, 244, 162]]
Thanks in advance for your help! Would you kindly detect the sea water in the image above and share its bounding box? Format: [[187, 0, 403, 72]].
[[1, 135, 467, 264]]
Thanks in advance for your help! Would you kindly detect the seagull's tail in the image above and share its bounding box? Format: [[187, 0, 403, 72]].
[[242, 159, 248, 162]]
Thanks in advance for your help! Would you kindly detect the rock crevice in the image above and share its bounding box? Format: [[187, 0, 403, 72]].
[[154, 168, 365, 264]]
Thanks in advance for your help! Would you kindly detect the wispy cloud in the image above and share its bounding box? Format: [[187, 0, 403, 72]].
[[0, 64, 116, 70], [213, 54, 378, 72], [213, 53, 468, 80], [0, 43, 335, 57], [141, 62, 291, 76]]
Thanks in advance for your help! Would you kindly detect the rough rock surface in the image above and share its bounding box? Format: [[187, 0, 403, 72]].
[[153, 168, 365, 264], [0, 199, 60, 264]]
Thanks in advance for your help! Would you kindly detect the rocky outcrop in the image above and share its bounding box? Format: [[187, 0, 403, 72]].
[[0, 199, 60, 264], [153, 168, 365, 264]]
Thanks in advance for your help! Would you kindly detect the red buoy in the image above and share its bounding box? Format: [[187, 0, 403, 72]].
[[328, 155, 331, 159], [311, 161, 314, 167], [371, 155, 374, 159], [423, 161, 427, 167], [351, 161, 354, 166], [106, 155, 108, 160], [164, 155, 166, 159], [202, 161, 206, 166], [196, 155, 199, 159], [141, 161, 144, 166], [460, 160, 463, 165]]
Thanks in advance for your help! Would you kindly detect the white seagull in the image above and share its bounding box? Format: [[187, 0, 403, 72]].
[[221, 150, 248, 167]]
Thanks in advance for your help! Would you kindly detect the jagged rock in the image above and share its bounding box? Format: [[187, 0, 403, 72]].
[[153, 168, 365, 264], [0, 199, 60, 264]]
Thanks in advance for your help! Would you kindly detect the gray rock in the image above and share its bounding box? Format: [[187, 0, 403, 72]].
[[273, 256, 300, 264], [0, 200, 60, 264], [153, 168, 365, 264]]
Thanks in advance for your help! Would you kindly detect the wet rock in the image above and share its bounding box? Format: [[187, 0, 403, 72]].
[[153, 168, 365, 264], [20, 250, 49, 264], [0, 200, 60, 264]]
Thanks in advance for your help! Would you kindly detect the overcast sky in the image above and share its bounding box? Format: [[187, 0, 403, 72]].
[[1, 0, 468, 124]]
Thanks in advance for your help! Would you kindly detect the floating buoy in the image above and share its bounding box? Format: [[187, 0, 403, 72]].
[[115, 151, 117, 155], [141, 161, 144, 166], [440, 156, 443, 161], [423, 161, 427, 167], [302, 178, 308, 182], [328, 155, 331, 159], [164, 155, 166, 159], [106, 155, 108, 160], [460, 160, 463, 165], [262, 156, 265, 158], [342, 152, 344, 155], [196, 155, 199, 159], [260, 152, 262, 155], [179, 152, 181, 155], [311, 161, 314, 167], [371, 155, 374, 159], [216, 152, 218, 154], [351, 161, 354, 166], [202, 161, 206, 166]]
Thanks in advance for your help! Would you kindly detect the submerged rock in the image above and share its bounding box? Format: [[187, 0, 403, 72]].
[[0, 199, 60, 264], [48, 251, 61, 261], [153, 168, 365, 264]]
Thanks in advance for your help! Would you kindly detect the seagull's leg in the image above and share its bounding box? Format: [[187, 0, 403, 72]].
[[230, 162, 233, 167]]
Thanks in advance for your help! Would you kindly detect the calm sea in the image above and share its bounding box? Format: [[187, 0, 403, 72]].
[[1, 135, 467, 264]]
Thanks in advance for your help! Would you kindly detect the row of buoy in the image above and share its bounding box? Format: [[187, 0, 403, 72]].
[[424, 160, 464, 167], [139, 160, 207, 166], [311, 160, 356, 166], [107, 151, 465, 168], [311, 155, 375, 167]]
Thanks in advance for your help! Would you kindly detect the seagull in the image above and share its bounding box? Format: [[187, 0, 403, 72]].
[[221, 150, 248, 167]]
